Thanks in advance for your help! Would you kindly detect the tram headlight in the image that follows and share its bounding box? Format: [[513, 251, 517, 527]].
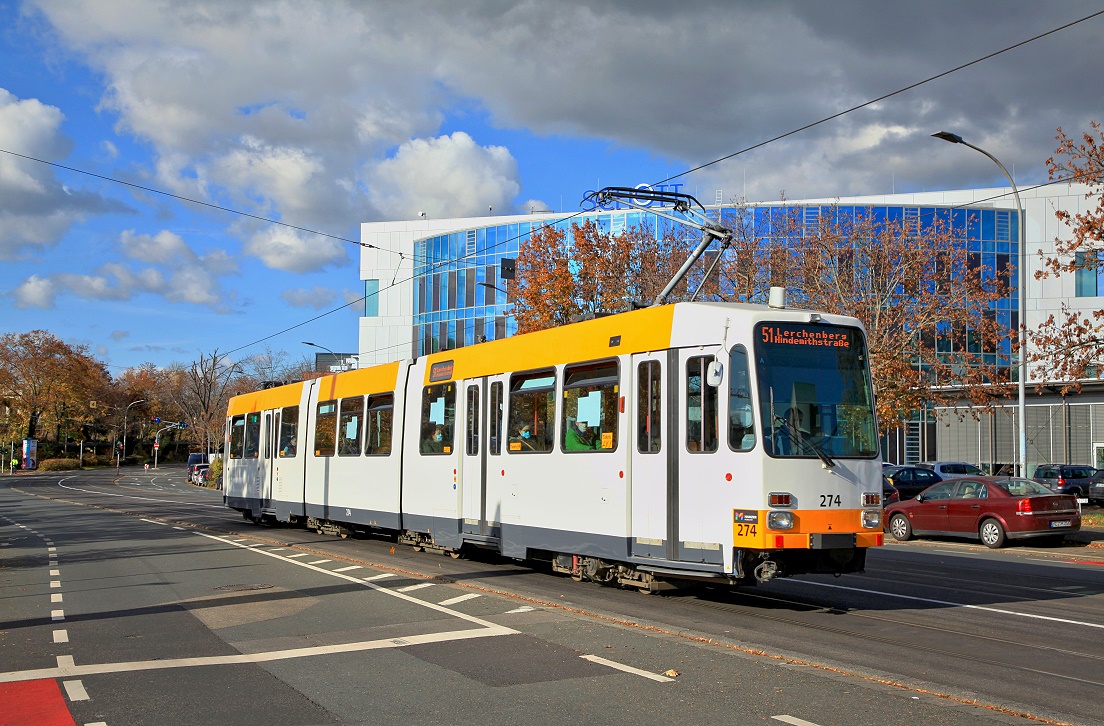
[[767, 511, 795, 530], [861, 509, 882, 529]]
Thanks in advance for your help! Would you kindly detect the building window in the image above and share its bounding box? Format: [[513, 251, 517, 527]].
[[1076, 251, 1103, 297], [364, 279, 380, 317]]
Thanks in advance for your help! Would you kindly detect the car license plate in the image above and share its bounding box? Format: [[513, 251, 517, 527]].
[[1050, 520, 1071, 528]]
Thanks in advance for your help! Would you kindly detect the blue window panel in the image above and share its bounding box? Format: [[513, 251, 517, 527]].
[[981, 209, 995, 243], [996, 211, 1010, 241], [997, 241, 1009, 253], [967, 210, 982, 241], [950, 208, 967, 235], [931, 207, 951, 230], [982, 239, 995, 253], [1010, 211, 1020, 242], [870, 206, 887, 225]]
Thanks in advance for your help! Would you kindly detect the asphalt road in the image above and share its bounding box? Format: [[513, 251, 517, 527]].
[[2, 466, 1103, 726]]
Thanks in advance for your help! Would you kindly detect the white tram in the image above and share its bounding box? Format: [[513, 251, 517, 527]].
[[223, 299, 884, 590]]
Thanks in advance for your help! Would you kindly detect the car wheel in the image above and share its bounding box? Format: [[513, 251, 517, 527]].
[[979, 518, 1006, 548], [889, 513, 912, 541], [1069, 488, 1083, 498]]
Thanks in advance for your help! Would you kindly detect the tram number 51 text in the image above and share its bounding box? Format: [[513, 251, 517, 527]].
[[820, 494, 842, 508]]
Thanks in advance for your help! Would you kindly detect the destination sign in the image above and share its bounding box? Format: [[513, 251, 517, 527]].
[[759, 324, 853, 348]]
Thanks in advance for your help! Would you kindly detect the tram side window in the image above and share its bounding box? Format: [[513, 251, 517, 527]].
[[420, 383, 456, 455], [508, 370, 555, 453], [728, 346, 755, 452], [278, 406, 299, 457], [489, 382, 503, 455], [338, 396, 363, 456], [315, 400, 337, 456], [562, 360, 619, 452], [687, 356, 718, 453], [229, 415, 245, 459], [244, 412, 261, 458], [466, 385, 480, 456], [364, 393, 393, 456], [637, 360, 662, 453]]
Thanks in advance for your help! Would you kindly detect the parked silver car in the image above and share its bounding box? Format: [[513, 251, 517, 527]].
[[1033, 464, 1096, 498], [915, 461, 986, 479]]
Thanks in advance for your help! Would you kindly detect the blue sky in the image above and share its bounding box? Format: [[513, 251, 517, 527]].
[[2, 1, 1102, 374]]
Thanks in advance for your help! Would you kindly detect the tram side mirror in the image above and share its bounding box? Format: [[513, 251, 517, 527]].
[[706, 359, 724, 387]]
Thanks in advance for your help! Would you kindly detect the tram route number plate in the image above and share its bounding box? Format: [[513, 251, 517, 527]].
[[1050, 520, 1072, 528]]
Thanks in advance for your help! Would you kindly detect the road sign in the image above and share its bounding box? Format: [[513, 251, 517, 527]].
[[154, 443, 159, 450]]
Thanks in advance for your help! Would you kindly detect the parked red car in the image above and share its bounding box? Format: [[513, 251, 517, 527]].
[[885, 476, 1080, 548]]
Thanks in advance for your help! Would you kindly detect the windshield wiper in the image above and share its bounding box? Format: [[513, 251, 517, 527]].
[[773, 415, 835, 469]]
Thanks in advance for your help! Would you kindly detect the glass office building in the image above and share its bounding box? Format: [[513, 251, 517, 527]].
[[408, 202, 1019, 364]]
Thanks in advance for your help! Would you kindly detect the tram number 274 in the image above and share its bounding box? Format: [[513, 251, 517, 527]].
[[820, 494, 842, 508], [736, 523, 757, 537]]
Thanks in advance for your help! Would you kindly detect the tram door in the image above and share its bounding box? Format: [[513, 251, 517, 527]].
[[630, 352, 672, 560], [262, 411, 275, 504], [461, 379, 489, 536]]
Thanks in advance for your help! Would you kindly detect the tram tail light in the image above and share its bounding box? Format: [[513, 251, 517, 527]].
[[862, 492, 881, 507], [768, 493, 792, 507]]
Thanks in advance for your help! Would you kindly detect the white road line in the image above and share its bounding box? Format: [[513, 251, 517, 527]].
[[50, 569, 60, 576], [192, 533, 519, 631], [57, 483, 225, 509], [51, 581, 61, 588], [139, 519, 169, 526], [53, 630, 68, 644], [62, 679, 89, 701], [363, 573, 395, 581], [439, 593, 481, 606], [306, 559, 332, 565], [48, 547, 56, 552], [51, 594, 63, 603], [85, 722, 108, 726], [0, 627, 515, 684], [397, 583, 435, 593], [772, 716, 821, 726], [230, 539, 249, 543], [51, 610, 64, 621], [285, 553, 310, 558], [787, 579, 1104, 629], [332, 565, 362, 572], [269, 548, 287, 552], [580, 655, 675, 683], [173, 526, 188, 530], [505, 606, 534, 614]]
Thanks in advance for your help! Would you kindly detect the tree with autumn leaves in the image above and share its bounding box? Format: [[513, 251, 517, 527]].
[[513, 207, 1015, 427], [1030, 121, 1104, 389]]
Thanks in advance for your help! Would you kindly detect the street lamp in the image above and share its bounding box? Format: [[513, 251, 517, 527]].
[[301, 340, 336, 357], [119, 398, 146, 468], [932, 131, 1027, 476]]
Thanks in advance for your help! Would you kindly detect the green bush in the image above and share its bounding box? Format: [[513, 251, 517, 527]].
[[39, 459, 82, 471]]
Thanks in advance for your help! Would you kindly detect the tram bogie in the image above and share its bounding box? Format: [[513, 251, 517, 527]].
[[223, 300, 884, 592]]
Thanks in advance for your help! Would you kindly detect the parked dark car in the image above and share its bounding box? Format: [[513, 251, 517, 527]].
[[883, 466, 944, 500], [882, 478, 900, 506], [885, 476, 1081, 548], [1032, 465, 1096, 498], [1089, 470, 1104, 506], [186, 452, 209, 481]]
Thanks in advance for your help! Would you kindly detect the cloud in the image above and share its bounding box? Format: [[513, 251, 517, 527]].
[[110, 330, 129, 341], [367, 132, 521, 220], [244, 226, 347, 273], [281, 286, 338, 309], [12, 228, 237, 311], [0, 88, 128, 259], [12, 274, 58, 308]]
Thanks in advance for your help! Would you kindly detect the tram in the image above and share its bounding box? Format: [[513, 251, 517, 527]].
[[223, 295, 883, 590]]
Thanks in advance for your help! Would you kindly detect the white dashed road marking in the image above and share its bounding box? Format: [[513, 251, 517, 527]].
[[580, 655, 675, 683], [439, 593, 481, 606]]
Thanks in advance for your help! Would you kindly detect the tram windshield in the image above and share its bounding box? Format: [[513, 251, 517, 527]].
[[754, 321, 877, 460]]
